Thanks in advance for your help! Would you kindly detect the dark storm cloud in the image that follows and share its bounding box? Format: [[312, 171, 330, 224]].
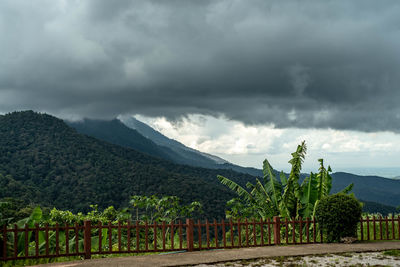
[[1, 0, 400, 131]]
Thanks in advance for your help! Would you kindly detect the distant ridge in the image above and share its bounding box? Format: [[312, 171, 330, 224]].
[[118, 116, 229, 165], [331, 172, 400, 207], [119, 116, 263, 176], [76, 115, 399, 208]]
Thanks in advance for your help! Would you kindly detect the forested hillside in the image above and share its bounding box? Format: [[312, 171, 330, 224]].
[[67, 119, 181, 162], [0, 111, 256, 218]]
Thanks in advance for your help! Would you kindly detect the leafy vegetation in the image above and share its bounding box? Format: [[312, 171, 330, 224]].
[[0, 195, 200, 265], [316, 193, 362, 242], [130, 195, 202, 223], [1, 194, 200, 227], [218, 141, 353, 220]]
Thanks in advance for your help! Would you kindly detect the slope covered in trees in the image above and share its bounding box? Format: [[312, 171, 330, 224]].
[[67, 118, 181, 162], [0, 111, 257, 218]]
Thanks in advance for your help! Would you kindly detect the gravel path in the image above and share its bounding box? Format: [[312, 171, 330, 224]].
[[35, 241, 400, 267], [194, 251, 400, 266]]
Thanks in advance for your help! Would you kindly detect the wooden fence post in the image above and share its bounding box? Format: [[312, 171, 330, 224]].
[[2, 225, 6, 260], [186, 219, 194, 252], [84, 221, 92, 259], [273, 216, 281, 245]]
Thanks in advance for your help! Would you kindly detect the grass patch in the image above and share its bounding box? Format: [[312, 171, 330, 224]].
[[382, 249, 400, 257]]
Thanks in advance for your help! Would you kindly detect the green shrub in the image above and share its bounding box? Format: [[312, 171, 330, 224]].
[[315, 193, 362, 242]]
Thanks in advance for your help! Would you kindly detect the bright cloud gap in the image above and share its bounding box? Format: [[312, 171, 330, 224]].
[[134, 114, 400, 178]]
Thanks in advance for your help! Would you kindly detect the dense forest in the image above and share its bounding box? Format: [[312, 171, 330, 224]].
[[0, 111, 258, 218]]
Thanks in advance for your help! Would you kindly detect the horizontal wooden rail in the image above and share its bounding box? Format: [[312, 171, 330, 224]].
[[1, 215, 399, 262]]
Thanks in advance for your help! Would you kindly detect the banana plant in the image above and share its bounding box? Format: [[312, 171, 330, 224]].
[[218, 141, 354, 220], [15, 206, 44, 256], [299, 172, 318, 219], [281, 141, 307, 219]]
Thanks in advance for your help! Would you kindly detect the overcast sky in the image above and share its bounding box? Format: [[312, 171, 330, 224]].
[[1, 0, 400, 176]]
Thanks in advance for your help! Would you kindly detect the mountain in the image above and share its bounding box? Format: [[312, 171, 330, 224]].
[[119, 116, 227, 163], [119, 116, 263, 176], [70, 116, 400, 207], [331, 172, 400, 207], [67, 119, 181, 162], [0, 111, 257, 218]]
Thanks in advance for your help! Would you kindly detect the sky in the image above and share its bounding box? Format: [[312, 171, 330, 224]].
[[1, 0, 400, 177]]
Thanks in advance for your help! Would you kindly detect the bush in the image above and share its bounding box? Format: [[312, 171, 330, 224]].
[[315, 193, 362, 242]]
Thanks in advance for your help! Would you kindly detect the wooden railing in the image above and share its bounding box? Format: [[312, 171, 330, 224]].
[[1, 216, 399, 262], [359, 215, 400, 241]]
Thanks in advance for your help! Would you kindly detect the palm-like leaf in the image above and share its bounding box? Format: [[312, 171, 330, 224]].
[[262, 159, 282, 212], [247, 179, 271, 203], [217, 141, 355, 221], [279, 171, 287, 187], [282, 141, 307, 218], [300, 173, 318, 219], [217, 175, 253, 202], [339, 183, 354, 194], [316, 159, 332, 199], [247, 179, 278, 218]]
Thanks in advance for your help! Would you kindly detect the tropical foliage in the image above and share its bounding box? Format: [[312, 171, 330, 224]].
[[0, 195, 200, 264], [1, 195, 200, 228], [218, 141, 354, 220], [130, 195, 202, 223]]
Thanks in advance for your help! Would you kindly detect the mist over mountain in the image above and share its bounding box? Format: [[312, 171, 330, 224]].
[[69, 116, 263, 177], [121, 116, 265, 177], [70, 115, 400, 208], [119, 116, 229, 165]]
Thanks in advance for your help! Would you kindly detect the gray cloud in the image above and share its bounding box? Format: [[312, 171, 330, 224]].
[[1, 0, 400, 132]]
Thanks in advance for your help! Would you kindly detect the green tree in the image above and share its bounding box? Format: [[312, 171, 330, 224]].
[[315, 193, 362, 242]]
